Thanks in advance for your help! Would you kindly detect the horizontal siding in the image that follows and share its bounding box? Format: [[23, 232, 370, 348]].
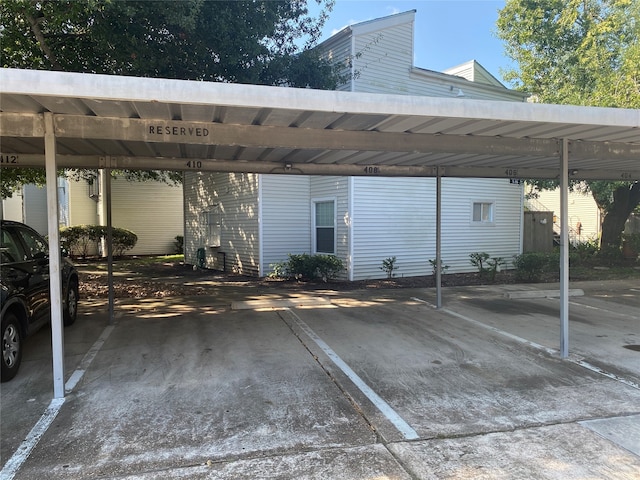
[[535, 188, 601, 243], [318, 33, 352, 92], [310, 176, 349, 279], [110, 177, 183, 255], [69, 180, 100, 226], [351, 178, 522, 280], [183, 172, 260, 276], [353, 22, 413, 94], [440, 179, 523, 273], [261, 175, 311, 274], [352, 177, 435, 280]]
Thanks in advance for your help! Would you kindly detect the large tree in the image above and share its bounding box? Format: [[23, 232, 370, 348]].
[[497, 0, 640, 251], [1, 0, 337, 197]]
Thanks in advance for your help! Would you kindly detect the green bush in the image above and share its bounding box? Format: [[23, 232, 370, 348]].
[[59, 225, 137, 258], [270, 253, 344, 282], [174, 235, 184, 254], [512, 252, 552, 282], [469, 252, 490, 277], [380, 256, 398, 279], [428, 258, 449, 276], [111, 227, 138, 257]]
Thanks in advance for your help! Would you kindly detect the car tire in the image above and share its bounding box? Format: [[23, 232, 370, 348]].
[[64, 279, 79, 326], [1, 313, 22, 382]]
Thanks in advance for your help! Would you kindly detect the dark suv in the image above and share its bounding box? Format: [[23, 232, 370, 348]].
[[1, 220, 79, 382]]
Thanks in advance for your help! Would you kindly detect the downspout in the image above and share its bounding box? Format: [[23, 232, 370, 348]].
[[44, 112, 65, 399]]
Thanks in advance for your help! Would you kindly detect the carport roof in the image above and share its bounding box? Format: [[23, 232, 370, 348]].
[[0, 67, 639, 180]]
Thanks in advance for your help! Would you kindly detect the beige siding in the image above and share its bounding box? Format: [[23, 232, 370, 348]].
[[534, 187, 601, 243], [184, 172, 260, 275], [109, 177, 183, 255], [68, 180, 100, 225]]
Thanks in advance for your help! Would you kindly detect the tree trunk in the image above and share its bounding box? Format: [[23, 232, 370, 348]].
[[599, 183, 640, 250]]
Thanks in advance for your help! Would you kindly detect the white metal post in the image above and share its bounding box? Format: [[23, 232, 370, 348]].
[[436, 169, 442, 309], [105, 165, 115, 324], [560, 139, 570, 358], [44, 112, 65, 398]]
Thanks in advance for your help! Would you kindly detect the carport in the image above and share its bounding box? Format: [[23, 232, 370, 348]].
[[1, 67, 639, 399]]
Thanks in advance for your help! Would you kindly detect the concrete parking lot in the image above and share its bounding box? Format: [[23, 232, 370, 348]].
[[1, 280, 639, 479]]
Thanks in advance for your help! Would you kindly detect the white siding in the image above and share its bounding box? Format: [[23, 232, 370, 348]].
[[352, 22, 414, 94], [352, 177, 435, 279], [351, 177, 523, 280], [261, 175, 311, 275], [310, 176, 350, 279], [110, 177, 183, 255], [184, 172, 260, 275], [441, 178, 523, 272]]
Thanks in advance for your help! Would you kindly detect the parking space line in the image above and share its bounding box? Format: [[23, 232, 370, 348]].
[[0, 323, 115, 479], [65, 324, 115, 393], [0, 398, 65, 480], [411, 297, 640, 391], [410, 297, 557, 355], [283, 308, 419, 440]]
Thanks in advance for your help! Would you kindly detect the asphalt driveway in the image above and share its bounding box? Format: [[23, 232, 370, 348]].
[[1, 280, 639, 479]]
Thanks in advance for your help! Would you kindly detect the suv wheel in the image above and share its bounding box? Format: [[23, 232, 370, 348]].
[[64, 280, 79, 326], [1, 313, 22, 382]]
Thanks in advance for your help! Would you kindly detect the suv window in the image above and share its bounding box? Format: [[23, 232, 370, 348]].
[[1, 229, 24, 264], [15, 227, 48, 260]]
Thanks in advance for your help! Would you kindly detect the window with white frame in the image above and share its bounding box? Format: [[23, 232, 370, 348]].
[[472, 202, 494, 223], [313, 199, 335, 254], [204, 204, 221, 247]]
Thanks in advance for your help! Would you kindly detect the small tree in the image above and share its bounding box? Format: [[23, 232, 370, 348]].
[[380, 257, 399, 279]]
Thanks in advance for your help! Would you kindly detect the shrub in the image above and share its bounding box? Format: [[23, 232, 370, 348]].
[[487, 257, 505, 282], [59, 225, 137, 258], [572, 238, 599, 263], [380, 256, 398, 278], [111, 227, 138, 257], [513, 252, 551, 282], [174, 235, 184, 254], [428, 258, 449, 276], [270, 253, 344, 282], [469, 252, 490, 277]]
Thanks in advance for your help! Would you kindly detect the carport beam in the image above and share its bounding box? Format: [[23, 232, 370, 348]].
[[44, 112, 66, 399], [560, 139, 570, 358]]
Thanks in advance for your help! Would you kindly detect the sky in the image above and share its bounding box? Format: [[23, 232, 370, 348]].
[[312, 0, 513, 85]]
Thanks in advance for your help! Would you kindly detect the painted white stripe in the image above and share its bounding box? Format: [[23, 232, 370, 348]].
[[568, 300, 639, 320], [65, 324, 115, 393], [1, 323, 115, 479], [411, 297, 640, 391], [410, 297, 557, 355], [0, 398, 65, 480], [284, 309, 419, 440]]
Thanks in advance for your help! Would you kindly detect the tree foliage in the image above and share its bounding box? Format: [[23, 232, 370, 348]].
[[497, 0, 640, 249], [1, 0, 337, 197]]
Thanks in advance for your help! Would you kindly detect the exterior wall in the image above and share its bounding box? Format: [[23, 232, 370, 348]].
[[310, 176, 350, 279], [109, 177, 183, 255], [68, 180, 100, 226], [184, 171, 260, 275], [1, 190, 24, 223], [441, 178, 523, 272], [351, 177, 435, 279], [533, 187, 601, 244], [351, 177, 523, 280], [261, 175, 311, 275]]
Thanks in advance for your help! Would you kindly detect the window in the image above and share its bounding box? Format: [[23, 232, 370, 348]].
[[15, 227, 48, 259], [472, 202, 494, 223], [314, 200, 335, 254], [204, 204, 221, 247]]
